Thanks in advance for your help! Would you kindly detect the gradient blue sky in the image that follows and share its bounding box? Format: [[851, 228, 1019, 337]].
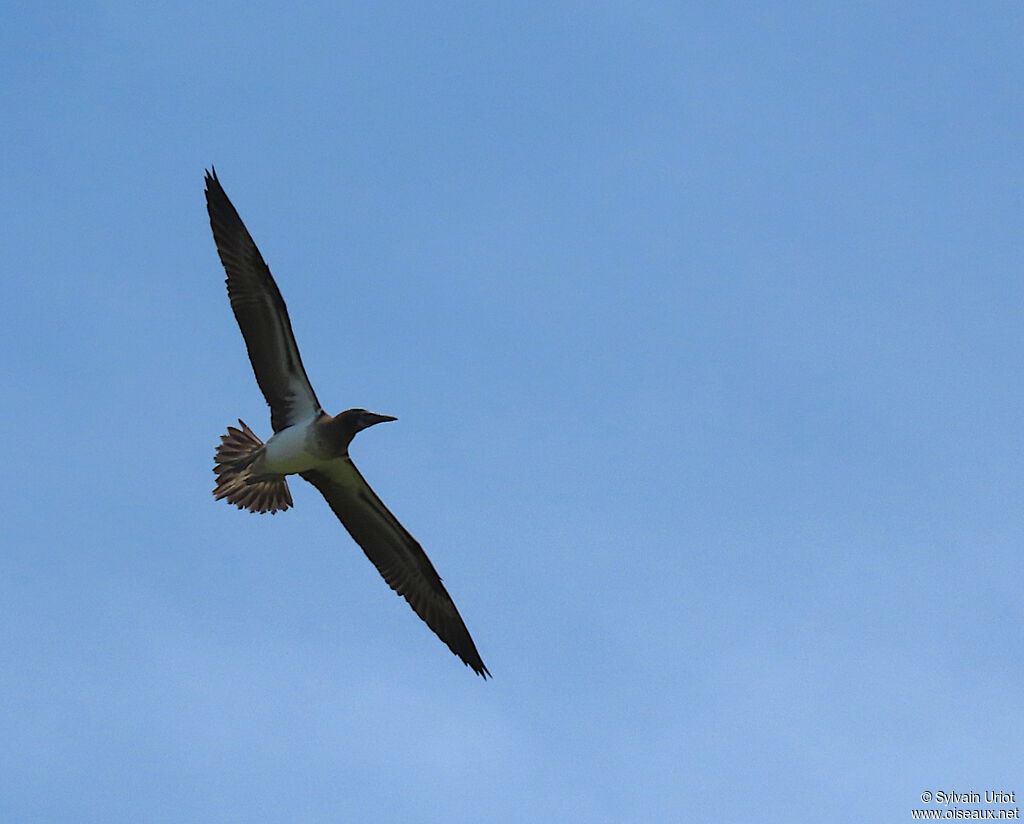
[[2, 3, 1023, 821]]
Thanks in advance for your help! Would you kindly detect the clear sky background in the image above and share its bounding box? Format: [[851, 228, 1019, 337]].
[[2, 3, 1022, 821]]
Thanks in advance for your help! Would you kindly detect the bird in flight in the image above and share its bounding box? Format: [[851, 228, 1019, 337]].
[[205, 169, 489, 677]]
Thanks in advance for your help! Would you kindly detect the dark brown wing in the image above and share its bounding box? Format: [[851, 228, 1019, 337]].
[[301, 459, 489, 677], [205, 169, 321, 432]]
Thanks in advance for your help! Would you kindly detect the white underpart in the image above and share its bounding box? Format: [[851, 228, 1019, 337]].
[[287, 376, 320, 423], [261, 412, 323, 475]]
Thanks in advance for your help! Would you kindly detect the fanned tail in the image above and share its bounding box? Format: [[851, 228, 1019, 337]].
[[213, 420, 292, 514]]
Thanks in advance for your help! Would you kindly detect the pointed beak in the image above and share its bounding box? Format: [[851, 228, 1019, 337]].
[[364, 412, 397, 427]]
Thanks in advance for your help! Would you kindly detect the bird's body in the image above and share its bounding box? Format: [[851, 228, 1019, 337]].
[[205, 169, 488, 677], [259, 413, 324, 476]]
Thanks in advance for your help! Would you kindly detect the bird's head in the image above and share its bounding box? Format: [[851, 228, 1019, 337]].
[[329, 408, 397, 448], [347, 408, 397, 432]]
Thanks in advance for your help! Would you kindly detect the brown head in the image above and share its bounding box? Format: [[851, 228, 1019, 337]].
[[323, 408, 397, 452]]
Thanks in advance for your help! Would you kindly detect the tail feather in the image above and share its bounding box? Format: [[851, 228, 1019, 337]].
[[213, 420, 293, 514]]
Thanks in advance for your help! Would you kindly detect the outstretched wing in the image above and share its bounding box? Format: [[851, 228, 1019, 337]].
[[301, 459, 489, 677], [205, 168, 321, 432]]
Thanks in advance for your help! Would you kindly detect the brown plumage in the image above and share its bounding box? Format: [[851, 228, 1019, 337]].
[[206, 169, 489, 678], [213, 420, 293, 514]]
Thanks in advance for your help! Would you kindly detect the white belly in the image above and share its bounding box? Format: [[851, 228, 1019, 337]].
[[261, 418, 322, 475]]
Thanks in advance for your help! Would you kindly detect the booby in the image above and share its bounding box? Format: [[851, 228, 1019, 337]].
[[205, 169, 489, 678]]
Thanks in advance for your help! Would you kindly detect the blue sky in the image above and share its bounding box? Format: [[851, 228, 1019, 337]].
[[2, 2, 1022, 821]]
